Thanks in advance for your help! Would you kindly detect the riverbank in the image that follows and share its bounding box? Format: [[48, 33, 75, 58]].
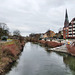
[[5, 42, 75, 75], [2, 41, 74, 75], [26, 37, 72, 55], [26, 37, 63, 48], [0, 39, 25, 75]]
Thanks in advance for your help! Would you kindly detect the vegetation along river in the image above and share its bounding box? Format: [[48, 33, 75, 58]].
[[6, 42, 75, 75]]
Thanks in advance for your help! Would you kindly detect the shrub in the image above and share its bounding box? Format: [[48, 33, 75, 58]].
[[1, 36, 8, 41]]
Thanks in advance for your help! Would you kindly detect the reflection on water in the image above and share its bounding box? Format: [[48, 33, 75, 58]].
[[6, 42, 75, 75], [63, 55, 75, 75]]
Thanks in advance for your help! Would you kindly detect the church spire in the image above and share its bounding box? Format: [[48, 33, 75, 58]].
[[65, 9, 68, 19], [64, 9, 69, 27]]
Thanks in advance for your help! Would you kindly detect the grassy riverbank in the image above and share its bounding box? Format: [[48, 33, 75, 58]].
[[0, 39, 25, 75]]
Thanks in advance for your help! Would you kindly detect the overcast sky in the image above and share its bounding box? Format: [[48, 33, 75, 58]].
[[0, 0, 75, 36]]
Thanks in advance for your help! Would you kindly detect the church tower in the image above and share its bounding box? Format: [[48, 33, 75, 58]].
[[64, 9, 69, 27], [63, 9, 69, 39]]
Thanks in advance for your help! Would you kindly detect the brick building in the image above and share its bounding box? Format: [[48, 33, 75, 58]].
[[63, 9, 75, 39], [68, 18, 75, 39]]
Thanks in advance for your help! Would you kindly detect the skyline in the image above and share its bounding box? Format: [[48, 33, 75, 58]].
[[0, 0, 75, 36]]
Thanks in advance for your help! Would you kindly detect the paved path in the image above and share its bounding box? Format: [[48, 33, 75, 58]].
[[48, 44, 69, 54]]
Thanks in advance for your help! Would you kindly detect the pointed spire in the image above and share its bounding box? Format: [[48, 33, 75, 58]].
[[65, 9, 68, 19], [64, 9, 69, 27]]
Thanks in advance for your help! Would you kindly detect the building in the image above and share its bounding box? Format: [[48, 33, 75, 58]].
[[43, 33, 48, 38], [63, 9, 75, 39], [40, 30, 55, 39], [56, 30, 63, 39], [46, 30, 55, 38], [68, 18, 75, 39], [63, 9, 69, 39], [40, 33, 47, 39]]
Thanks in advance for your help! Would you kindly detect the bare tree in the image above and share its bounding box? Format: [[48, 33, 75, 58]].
[[13, 30, 20, 36], [0, 23, 9, 38]]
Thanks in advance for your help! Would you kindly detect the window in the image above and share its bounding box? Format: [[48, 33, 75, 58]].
[[69, 34, 72, 35], [69, 27, 72, 29], [66, 35, 67, 37], [66, 30, 67, 32]]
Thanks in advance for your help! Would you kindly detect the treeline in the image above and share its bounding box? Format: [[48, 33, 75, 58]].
[[0, 23, 25, 42], [0, 23, 9, 38]]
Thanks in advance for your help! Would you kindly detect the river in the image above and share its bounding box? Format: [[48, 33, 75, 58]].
[[6, 42, 75, 75]]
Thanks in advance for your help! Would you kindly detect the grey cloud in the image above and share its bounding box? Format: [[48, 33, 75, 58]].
[[0, 0, 75, 36]]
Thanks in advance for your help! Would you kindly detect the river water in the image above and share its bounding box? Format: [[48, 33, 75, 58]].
[[6, 42, 75, 75]]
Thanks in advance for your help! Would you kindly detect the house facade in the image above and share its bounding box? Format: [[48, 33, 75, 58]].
[[68, 18, 75, 39], [63, 9, 75, 39], [46, 30, 55, 38]]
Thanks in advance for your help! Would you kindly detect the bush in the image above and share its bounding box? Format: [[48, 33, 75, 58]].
[[1, 37, 7, 41], [39, 38, 42, 40], [3, 48, 14, 57]]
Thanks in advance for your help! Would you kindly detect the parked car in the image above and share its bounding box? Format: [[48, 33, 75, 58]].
[[1, 36, 8, 41]]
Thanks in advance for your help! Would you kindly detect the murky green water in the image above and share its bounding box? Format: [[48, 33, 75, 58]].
[[6, 42, 75, 75]]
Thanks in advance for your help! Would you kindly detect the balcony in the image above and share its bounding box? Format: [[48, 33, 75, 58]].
[[68, 35, 72, 37], [73, 25, 75, 27], [69, 33, 72, 35], [73, 35, 75, 37], [73, 28, 75, 30], [69, 26, 72, 27], [69, 29, 72, 31], [69, 32, 72, 34], [73, 31, 75, 33]]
